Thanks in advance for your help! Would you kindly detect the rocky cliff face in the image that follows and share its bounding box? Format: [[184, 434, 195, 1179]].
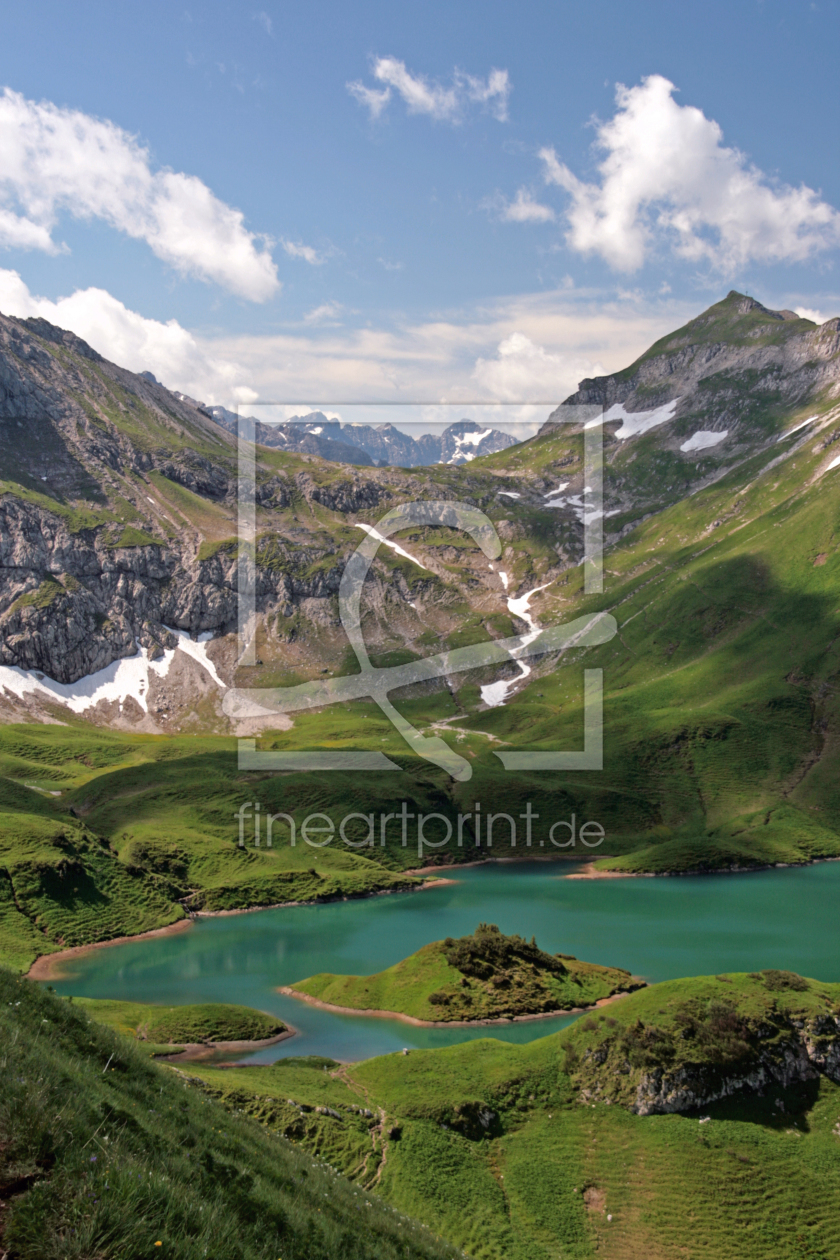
[[629, 1009, 840, 1116], [567, 972, 840, 1117], [0, 313, 574, 711]]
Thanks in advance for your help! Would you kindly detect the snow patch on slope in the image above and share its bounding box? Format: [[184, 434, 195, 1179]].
[[585, 398, 680, 439], [777, 415, 819, 443], [355, 523, 428, 569], [480, 581, 550, 708], [0, 629, 222, 715], [680, 430, 727, 452]]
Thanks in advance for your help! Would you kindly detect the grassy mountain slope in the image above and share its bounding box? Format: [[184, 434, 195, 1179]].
[[0, 969, 460, 1260], [452, 383, 840, 871], [287, 923, 641, 1022], [187, 973, 840, 1260]]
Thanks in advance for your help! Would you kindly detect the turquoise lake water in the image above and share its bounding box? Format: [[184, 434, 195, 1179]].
[[49, 859, 840, 1063]]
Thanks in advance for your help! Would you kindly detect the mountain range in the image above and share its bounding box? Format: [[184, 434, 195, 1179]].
[[2, 290, 840, 877], [0, 290, 838, 708], [201, 405, 519, 467]]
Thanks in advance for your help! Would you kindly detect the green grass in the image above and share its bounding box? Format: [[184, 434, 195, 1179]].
[[77, 997, 285, 1045], [0, 725, 447, 973], [197, 537, 240, 562], [0, 483, 114, 533], [7, 577, 64, 613], [0, 969, 459, 1260], [185, 974, 840, 1260], [289, 924, 641, 1022], [109, 525, 162, 549]]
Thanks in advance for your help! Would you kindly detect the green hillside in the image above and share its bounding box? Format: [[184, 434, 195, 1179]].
[[0, 969, 460, 1260], [76, 997, 285, 1049], [287, 923, 641, 1021], [186, 973, 840, 1260], [452, 390, 840, 874]]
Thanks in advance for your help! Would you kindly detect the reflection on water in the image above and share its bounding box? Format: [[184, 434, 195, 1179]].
[[49, 860, 840, 1063]]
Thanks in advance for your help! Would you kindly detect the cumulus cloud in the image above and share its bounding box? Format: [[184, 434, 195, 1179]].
[[0, 87, 279, 300], [472, 332, 603, 402], [538, 75, 840, 273], [794, 306, 830, 324], [348, 57, 510, 123]]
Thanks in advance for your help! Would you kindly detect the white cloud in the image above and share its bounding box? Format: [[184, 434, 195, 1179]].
[[489, 188, 555, 224], [794, 306, 829, 324], [281, 238, 328, 265], [0, 87, 279, 301], [377, 256, 404, 271], [303, 300, 344, 325], [347, 81, 392, 120], [253, 11, 273, 35], [348, 57, 510, 124], [0, 268, 686, 423], [0, 268, 250, 401], [539, 75, 840, 273], [472, 331, 604, 403]]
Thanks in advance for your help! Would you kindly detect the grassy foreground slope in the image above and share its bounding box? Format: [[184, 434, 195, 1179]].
[[0, 970, 460, 1260], [189, 974, 840, 1260], [288, 923, 641, 1022]]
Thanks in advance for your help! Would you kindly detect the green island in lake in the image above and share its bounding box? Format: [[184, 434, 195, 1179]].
[[283, 923, 644, 1023]]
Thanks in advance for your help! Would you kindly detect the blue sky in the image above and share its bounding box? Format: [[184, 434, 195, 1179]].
[[0, 0, 838, 420]]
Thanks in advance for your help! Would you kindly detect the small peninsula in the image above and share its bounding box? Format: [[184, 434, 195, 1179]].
[[282, 923, 644, 1024], [76, 997, 291, 1059]]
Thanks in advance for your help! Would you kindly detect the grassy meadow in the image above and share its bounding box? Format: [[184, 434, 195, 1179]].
[[182, 972, 840, 1260]]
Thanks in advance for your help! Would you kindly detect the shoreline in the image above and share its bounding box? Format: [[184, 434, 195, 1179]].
[[564, 854, 840, 880], [24, 877, 451, 982], [26, 915, 195, 981], [187, 877, 455, 919], [404, 851, 592, 877], [276, 985, 639, 1028]]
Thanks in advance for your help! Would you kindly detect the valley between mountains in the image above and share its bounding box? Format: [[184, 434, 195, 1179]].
[[2, 289, 840, 971], [2, 291, 840, 1260]]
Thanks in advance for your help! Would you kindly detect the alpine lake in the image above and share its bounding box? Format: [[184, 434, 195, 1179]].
[[49, 859, 840, 1063]]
